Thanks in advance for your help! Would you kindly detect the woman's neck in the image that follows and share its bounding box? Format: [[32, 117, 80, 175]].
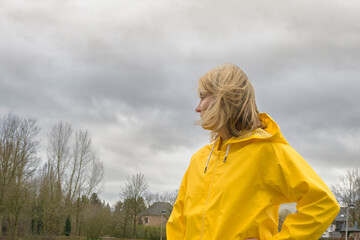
[[218, 126, 232, 140]]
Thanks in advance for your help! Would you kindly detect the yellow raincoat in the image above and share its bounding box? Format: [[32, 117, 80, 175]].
[[167, 113, 339, 240]]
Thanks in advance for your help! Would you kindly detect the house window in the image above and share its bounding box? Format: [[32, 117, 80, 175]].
[[144, 217, 148, 224]]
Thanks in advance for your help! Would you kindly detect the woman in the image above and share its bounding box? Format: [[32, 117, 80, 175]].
[[166, 63, 339, 240]]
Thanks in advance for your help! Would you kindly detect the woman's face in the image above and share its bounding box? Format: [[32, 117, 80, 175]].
[[195, 91, 213, 127]]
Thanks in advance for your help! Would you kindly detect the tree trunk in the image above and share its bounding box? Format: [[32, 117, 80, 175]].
[[133, 217, 137, 239], [75, 213, 79, 236], [14, 219, 18, 240], [0, 215, 2, 238], [8, 217, 11, 240], [123, 220, 127, 237]]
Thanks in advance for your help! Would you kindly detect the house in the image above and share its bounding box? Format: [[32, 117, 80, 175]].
[[323, 207, 360, 239], [334, 207, 347, 231], [339, 222, 360, 240], [138, 202, 173, 227]]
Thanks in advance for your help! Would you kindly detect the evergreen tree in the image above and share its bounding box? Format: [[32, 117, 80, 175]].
[[64, 216, 71, 236]]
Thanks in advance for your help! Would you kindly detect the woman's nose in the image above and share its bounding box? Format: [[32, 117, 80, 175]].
[[195, 103, 201, 112]]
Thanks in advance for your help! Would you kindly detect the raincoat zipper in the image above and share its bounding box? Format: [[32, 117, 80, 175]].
[[201, 151, 220, 240]]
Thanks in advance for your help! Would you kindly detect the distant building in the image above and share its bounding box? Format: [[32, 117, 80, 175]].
[[340, 222, 360, 239], [334, 207, 347, 231], [323, 207, 360, 239], [138, 202, 173, 227]]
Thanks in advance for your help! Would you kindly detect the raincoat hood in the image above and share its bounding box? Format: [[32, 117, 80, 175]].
[[224, 113, 287, 145]]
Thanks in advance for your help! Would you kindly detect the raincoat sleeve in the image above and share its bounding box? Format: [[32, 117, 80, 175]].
[[166, 168, 188, 240], [260, 143, 340, 240]]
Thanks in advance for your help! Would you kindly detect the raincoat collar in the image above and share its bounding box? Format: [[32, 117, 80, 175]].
[[214, 113, 288, 147]]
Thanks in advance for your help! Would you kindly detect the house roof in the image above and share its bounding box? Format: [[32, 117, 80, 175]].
[[340, 222, 360, 232], [139, 202, 173, 217], [335, 207, 347, 222]]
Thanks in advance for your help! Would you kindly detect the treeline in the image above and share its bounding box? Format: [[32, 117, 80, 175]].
[[0, 113, 104, 240], [0, 113, 177, 240]]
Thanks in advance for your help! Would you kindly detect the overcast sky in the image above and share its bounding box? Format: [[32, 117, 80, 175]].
[[1, 0, 359, 206]]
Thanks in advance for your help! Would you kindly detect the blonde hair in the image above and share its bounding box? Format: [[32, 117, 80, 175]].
[[198, 63, 263, 141]]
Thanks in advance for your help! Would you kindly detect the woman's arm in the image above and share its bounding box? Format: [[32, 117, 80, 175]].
[[259, 143, 340, 240], [166, 168, 189, 240]]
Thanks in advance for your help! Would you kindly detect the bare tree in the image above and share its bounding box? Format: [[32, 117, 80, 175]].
[[40, 121, 73, 234], [159, 189, 178, 206], [66, 131, 94, 203], [145, 189, 178, 207], [331, 168, 360, 224], [85, 157, 104, 198], [37, 162, 58, 235], [47, 121, 72, 194], [144, 192, 156, 208], [120, 173, 148, 238], [0, 113, 40, 239], [64, 130, 104, 236], [41, 123, 104, 236]]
